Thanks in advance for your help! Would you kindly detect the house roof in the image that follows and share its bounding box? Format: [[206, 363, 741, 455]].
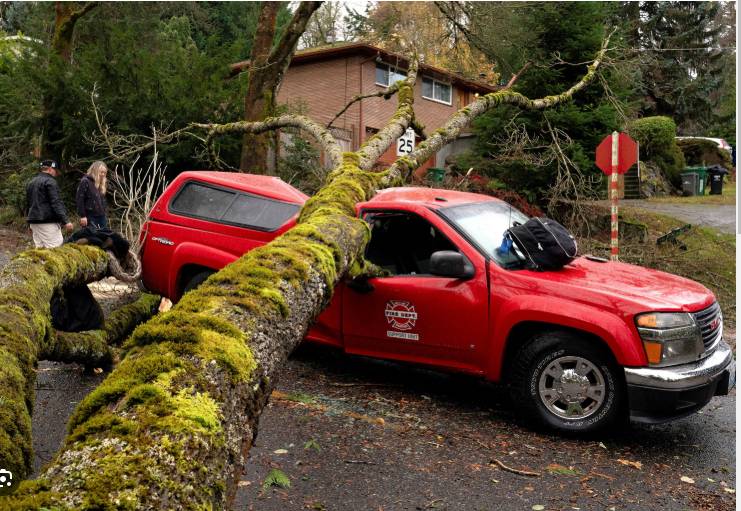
[[229, 42, 499, 93], [291, 42, 499, 95]]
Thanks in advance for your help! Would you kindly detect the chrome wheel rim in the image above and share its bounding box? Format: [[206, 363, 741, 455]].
[[538, 356, 606, 420]]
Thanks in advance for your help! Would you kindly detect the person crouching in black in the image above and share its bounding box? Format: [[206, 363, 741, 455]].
[[76, 160, 109, 229]]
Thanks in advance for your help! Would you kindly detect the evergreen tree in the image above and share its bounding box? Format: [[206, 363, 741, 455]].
[[458, 2, 630, 205], [632, 1, 728, 134]]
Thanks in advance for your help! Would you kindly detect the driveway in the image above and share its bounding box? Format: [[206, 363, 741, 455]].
[[614, 200, 736, 234]]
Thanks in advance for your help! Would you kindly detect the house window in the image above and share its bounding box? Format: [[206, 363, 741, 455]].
[[422, 76, 452, 105], [375, 63, 407, 87]]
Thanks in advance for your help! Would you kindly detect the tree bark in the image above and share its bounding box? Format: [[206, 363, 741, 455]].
[[1, 33, 612, 510], [239, 1, 322, 173], [43, 2, 98, 160], [43, 293, 161, 367], [0, 245, 110, 487]]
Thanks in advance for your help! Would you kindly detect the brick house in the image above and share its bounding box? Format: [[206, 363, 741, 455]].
[[276, 42, 498, 177]]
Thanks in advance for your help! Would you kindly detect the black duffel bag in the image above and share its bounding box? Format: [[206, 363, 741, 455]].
[[506, 217, 577, 271]]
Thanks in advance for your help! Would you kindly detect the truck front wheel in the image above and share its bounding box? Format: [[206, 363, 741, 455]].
[[511, 332, 624, 433]]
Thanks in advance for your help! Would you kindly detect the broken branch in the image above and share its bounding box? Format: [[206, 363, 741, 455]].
[[491, 458, 541, 477], [327, 81, 404, 130], [383, 28, 615, 186]]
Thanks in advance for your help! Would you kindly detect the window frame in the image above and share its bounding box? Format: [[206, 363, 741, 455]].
[[375, 62, 407, 88], [421, 76, 453, 106], [168, 180, 301, 233]]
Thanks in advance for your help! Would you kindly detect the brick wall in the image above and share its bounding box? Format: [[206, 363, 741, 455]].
[[278, 54, 477, 174], [278, 55, 362, 148], [361, 60, 464, 140]]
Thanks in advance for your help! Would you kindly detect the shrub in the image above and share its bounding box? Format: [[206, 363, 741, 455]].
[[0, 165, 36, 215], [627, 117, 686, 186], [676, 138, 734, 170]]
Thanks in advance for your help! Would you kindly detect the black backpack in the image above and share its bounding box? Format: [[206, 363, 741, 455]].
[[506, 217, 577, 271]]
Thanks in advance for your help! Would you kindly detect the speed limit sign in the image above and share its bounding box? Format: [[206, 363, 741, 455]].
[[396, 128, 415, 156]]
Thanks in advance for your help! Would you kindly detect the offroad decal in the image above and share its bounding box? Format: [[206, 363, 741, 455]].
[[385, 300, 419, 341]]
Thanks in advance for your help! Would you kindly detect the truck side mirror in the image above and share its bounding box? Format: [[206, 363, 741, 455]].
[[429, 251, 474, 279]]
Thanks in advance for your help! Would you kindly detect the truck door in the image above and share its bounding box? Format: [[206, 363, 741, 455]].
[[341, 210, 488, 372]]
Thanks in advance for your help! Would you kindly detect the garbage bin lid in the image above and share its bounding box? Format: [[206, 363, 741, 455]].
[[707, 164, 729, 174]]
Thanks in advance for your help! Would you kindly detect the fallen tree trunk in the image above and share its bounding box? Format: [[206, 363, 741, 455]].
[[1, 33, 612, 509], [0, 246, 110, 484], [44, 293, 161, 367], [0, 246, 159, 491]]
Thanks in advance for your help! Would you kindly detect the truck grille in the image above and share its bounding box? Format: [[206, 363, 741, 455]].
[[693, 302, 722, 353]]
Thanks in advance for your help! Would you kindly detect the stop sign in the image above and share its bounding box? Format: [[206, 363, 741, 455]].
[[596, 132, 638, 175]]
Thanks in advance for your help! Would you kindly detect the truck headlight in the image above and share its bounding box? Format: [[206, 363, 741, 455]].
[[635, 312, 703, 367]]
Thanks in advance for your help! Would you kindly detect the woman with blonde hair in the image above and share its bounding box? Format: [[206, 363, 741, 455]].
[[76, 160, 109, 229]]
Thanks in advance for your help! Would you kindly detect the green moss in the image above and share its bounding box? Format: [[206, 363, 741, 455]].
[[169, 388, 221, 434], [0, 244, 109, 482]]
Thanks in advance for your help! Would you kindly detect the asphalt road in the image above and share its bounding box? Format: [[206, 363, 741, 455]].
[[607, 200, 736, 235], [30, 342, 736, 511], [0, 222, 732, 510]]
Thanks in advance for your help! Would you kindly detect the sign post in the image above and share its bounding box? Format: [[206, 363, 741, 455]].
[[595, 132, 638, 261], [609, 132, 620, 261]]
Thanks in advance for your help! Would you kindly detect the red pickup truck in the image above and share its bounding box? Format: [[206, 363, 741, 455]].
[[139, 171, 735, 433]]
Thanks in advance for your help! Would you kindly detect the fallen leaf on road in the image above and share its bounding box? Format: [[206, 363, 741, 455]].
[[304, 439, 321, 452], [723, 487, 735, 494], [617, 459, 642, 470], [532, 505, 545, 511], [274, 449, 288, 454], [680, 476, 695, 484], [238, 480, 250, 487], [546, 463, 581, 476]]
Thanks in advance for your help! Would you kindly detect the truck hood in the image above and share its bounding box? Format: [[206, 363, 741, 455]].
[[513, 257, 715, 313]]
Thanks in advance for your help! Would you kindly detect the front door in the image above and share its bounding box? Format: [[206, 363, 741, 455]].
[[342, 210, 488, 372]]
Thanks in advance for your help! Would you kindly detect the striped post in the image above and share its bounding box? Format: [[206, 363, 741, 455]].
[[610, 131, 619, 261]]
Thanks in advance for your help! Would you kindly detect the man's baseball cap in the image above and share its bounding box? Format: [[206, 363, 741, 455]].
[[39, 160, 59, 170]]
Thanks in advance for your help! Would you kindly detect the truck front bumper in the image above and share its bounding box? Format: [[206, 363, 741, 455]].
[[624, 340, 735, 424]]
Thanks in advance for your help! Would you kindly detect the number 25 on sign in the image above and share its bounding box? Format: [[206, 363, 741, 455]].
[[595, 132, 638, 261], [396, 127, 415, 156]]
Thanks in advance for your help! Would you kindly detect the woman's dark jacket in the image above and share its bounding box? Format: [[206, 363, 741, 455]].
[[76, 174, 107, 218]]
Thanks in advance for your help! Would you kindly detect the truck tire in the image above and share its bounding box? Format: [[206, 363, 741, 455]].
[[183, 269, 215, 294], [510, 332, 624, 433]]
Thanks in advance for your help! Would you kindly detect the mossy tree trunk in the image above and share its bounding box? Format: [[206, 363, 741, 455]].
[[0, 245, 110, 486], [2, 35, 612, 510]]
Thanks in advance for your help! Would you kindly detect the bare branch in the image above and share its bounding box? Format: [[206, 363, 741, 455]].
[[356, 55, 421, 170], [327, 81, 403, 130], [193, 114, 343, 170], [383, 29, 616, 185], [502, 61, 532, 90]]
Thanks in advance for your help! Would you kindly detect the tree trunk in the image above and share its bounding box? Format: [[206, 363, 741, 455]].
[[0, 245, 110, 486], [239, 1, 321, 173], [1, 33, 612, 510], [42, 2, 98, 160]]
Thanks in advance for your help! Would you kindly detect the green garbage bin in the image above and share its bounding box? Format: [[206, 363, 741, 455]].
[[427, 167, 446, 183], [685, 166, 708, 195]]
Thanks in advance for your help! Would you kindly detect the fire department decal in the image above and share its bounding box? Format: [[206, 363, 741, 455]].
[[385, 300, 419, 340]]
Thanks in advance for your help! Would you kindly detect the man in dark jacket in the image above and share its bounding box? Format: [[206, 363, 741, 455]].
[[26, 160, 74, 248]]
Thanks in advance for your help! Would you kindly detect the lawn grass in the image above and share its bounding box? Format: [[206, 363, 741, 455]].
[[645, 177, 736, 205], [578, 206, 735, 329]]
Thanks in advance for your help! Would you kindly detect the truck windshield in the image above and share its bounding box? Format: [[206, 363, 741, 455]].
[[439, 201, 529, 268]]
